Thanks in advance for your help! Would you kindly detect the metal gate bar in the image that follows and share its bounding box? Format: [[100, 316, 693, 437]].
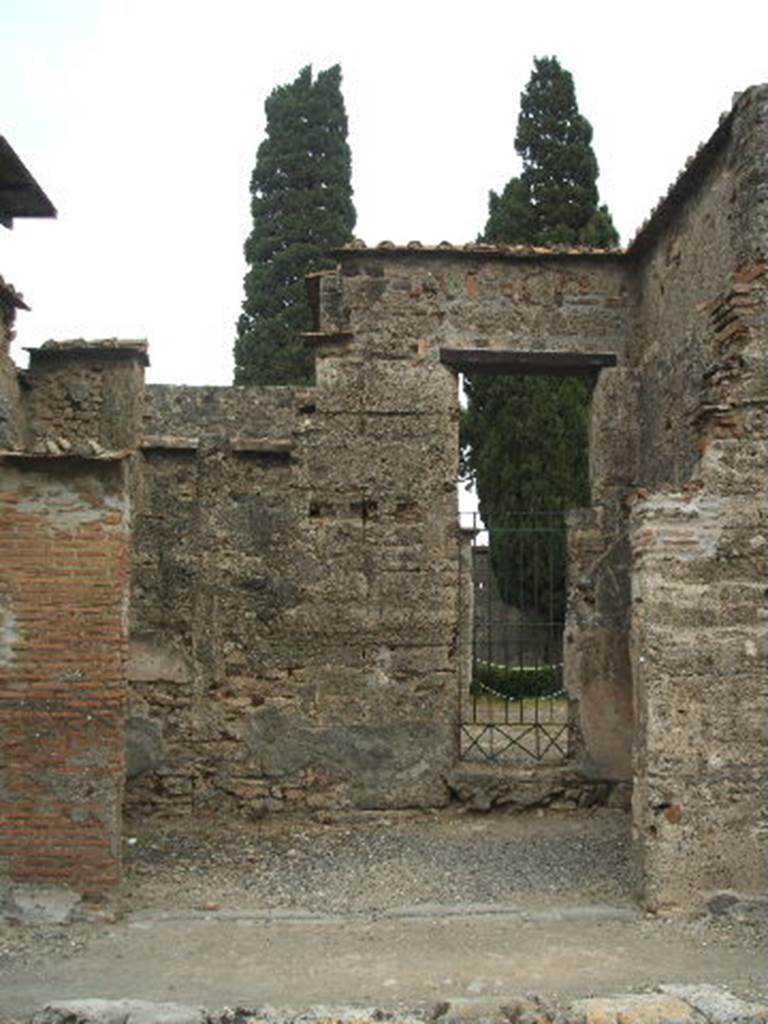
[[459, 510, 571, 765]]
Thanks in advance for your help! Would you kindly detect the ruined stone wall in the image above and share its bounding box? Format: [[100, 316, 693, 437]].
[[126, 253, 637, 814], [23, 341, 147, 455], [324, 250, 639, 786], [0, 287, 24, 452], [127, 381, 458, 814], [565, 506, 634, 781], [3, 89, 766, 917], [628, 86, 768, 911]]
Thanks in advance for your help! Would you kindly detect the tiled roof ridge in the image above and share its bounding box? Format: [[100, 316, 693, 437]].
[[334, 240, 623, 257], [334, 84, 768, 265]]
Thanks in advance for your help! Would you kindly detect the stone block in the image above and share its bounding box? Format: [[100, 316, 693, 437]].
[[32, 1000, 207, 1024], [126, 715, 165, 778], [658, 984, 768, 1024], [1, 883, 82, 924], [569, 993, 698, 1023]]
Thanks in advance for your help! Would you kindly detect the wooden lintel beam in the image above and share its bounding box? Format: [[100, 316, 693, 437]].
[[439, 349, 618, 376]]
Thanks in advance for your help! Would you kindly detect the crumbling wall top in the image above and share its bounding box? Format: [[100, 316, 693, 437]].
[[27, 338, 149, 366], [0, 275, 29, 314]]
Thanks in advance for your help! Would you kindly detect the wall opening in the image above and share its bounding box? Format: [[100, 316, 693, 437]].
[[445, 348, 620, 774]]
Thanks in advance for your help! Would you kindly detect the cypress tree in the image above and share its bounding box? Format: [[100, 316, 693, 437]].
[[482, 57, 617, 248], [234, 65, 356, 385], [464, 57, 618, 618]]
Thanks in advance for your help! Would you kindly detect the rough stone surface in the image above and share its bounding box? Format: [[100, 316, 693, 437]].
[[569, 994, 699, 1023], [11, 991, 768, 1024], [23, 341, 147, 455], [659, 984, 768, 1024], [31, 1000, 206, 1024], [443, 764, 617, 812], [0, 884, 82, 925]]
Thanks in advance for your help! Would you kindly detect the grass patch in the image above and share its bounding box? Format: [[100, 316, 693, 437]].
[[471, 661, 562, 700]]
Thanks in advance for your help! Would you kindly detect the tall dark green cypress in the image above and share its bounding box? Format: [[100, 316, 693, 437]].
[[482, 56, 618, 247], [234, 65, 355, 385], [464, 57, 618, 618]]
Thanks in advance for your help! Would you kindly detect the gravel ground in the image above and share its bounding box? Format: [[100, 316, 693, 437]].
[[120, 806, 635, 915], [1, 805, 766, 1002]]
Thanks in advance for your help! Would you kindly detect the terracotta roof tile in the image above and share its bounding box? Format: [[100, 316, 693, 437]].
[[336, 241, 623, 259]]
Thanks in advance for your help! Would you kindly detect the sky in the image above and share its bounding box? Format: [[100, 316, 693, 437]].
[[2, 0, 767, 387]]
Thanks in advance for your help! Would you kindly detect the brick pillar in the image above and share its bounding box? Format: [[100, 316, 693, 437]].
[[0, 455, 130, 913]]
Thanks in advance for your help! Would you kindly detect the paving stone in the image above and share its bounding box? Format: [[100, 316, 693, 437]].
[[568, 994, 700, 1024], [500, 998, 556, 1023], [2, 884, 82, 925], [31, 999, 207, 1024], [658, 984, 768, 1023]]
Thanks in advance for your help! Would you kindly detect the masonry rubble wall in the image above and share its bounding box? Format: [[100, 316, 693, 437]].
[[123, 87, 768, 914], [565, 506, 634, 780], [628, 86, 768, 911], [125, 253, 637, 814], [324, 249, 640, 788], [23, 341, 147, 455], [0, 283, 25, 452], [127, 381, 461, 814]]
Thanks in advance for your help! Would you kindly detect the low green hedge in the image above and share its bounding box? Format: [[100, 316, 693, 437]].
[[471, 661, 562, 700]]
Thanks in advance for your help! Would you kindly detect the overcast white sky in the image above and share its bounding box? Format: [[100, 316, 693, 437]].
[[2, 0, 767, 385]]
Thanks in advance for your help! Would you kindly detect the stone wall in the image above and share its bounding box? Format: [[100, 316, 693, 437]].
[[565, 506, 634, 781], [319, 249, 638, 787], [125, 252, 635, 814], [123, 89, 768, 911], [126, 381, 458, 813], [0, 280, 25, 452], [23, 341, 147, 455], [627, 86, 768, 910]]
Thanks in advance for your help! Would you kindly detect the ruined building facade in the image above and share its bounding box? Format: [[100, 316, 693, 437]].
[[1, 87, 766, 915]]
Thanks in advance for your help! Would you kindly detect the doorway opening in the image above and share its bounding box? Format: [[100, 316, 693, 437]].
[[444, 348, 617, 769]]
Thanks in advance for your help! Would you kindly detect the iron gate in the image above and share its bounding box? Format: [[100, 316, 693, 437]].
[[460, 510, 571, 764]]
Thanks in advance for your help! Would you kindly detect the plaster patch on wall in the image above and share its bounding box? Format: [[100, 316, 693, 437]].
[[16, 484, 125, 531], [0, 596, 18, 666], [631, 494, 724, 562], [3, 465, 127, 534], [127, 634, 191, 684]]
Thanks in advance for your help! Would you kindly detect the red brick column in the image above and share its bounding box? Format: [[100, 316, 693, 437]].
[[0, 456, 129, 904]]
